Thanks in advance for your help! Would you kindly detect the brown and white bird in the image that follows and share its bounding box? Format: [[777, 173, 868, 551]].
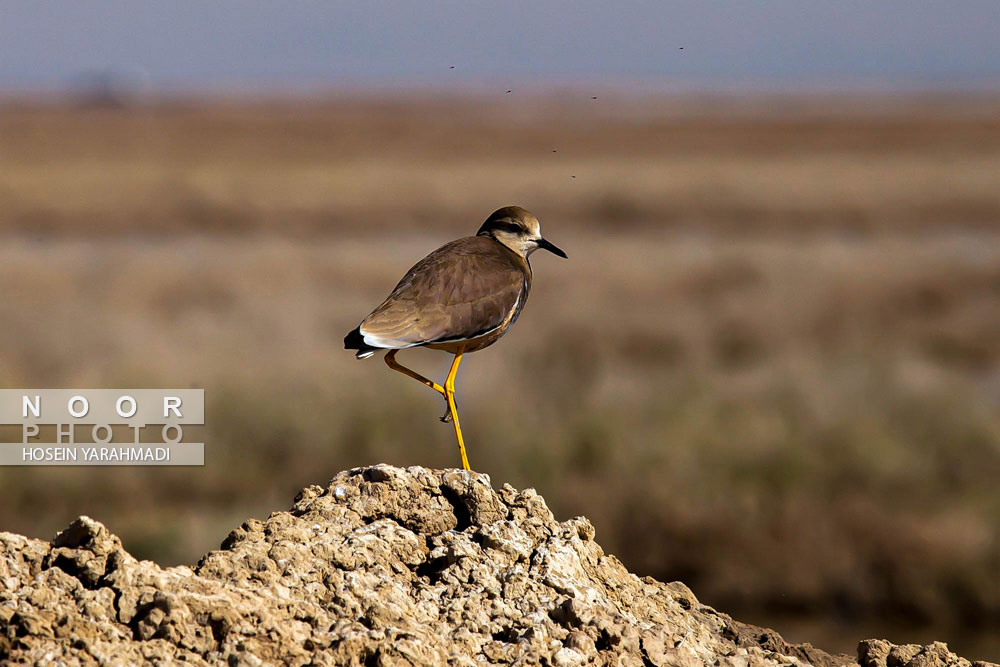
[[344, 206, 567, 470]]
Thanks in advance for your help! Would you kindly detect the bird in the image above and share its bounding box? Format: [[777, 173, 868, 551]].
[[344, 206, 567, 471]]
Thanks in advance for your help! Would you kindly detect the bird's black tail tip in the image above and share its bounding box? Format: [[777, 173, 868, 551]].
[[344, 326, 364, 349], [344, 327, 377, 359]]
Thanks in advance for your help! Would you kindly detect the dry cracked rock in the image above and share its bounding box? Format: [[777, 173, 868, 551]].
[[0, 465, 994, 666]]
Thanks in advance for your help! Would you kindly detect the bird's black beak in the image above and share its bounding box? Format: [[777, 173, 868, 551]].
[[537, 237, 568, 258]]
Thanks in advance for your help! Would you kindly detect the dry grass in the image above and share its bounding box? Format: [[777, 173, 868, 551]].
[[3, 98, 1000, 237], [0, 96, 998, 659]]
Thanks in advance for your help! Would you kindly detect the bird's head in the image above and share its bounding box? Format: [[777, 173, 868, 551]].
[[477, 206, 567, 260]]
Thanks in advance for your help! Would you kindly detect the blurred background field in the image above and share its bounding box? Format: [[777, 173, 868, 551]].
[[1, 94, 998, 658]]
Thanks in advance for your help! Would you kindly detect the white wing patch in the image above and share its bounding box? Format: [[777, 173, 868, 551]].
[[360, 282, 525, 348], [358, 327, 423, 350]]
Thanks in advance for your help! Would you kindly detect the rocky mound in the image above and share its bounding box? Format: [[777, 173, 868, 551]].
[[0, 465, 994, 666]]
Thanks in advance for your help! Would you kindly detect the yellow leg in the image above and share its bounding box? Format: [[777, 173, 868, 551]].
[[444, 352, 470, 471], [384, 349, 470, 471], [384, 350, 446, 396]]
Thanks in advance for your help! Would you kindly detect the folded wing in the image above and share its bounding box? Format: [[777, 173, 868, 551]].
[[358, 237, 528, 349]]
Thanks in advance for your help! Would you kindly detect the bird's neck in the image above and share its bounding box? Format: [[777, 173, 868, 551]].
[[480, 231, 530, 260]]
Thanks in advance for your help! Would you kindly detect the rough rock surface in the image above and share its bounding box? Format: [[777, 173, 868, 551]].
[[857, 639, 996, 667], [0, 465, 994, 666]]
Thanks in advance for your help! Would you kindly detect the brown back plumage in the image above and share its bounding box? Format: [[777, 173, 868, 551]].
[[357, 235, 531, 350]]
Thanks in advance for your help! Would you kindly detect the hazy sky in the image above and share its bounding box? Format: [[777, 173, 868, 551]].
[[2, 2, 998, 92]]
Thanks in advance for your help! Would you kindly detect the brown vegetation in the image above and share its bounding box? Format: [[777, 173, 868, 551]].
[[0, 95, 998, 660]]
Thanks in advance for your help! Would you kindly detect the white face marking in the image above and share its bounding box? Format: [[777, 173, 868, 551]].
[[492, 217, 543, 257], [523, 217, 541, 238]]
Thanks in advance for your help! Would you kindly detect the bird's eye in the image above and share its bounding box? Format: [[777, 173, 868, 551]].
[[498, 222, 522, 234]]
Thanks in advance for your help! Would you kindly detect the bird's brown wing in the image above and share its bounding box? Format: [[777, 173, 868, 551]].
[[358, 237, 529, 349]]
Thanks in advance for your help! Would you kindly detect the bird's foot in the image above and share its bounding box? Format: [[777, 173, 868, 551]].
[[439, 396, 458, 423]]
